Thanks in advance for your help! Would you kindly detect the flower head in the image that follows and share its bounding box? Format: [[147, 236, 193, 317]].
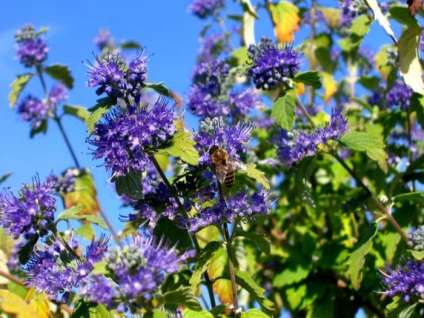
[[17, 95, 50, 129], [15, 25, 48, 68], [188, 0, 226, 19], [25, 235, 108, 300], [49, 82, 68, 104], [86, 53, 148, 103], [386, 81, 413, 110], [80, 236, 184, 313], [94, 29, 114, 51], [276, 109, 348, 166], [247, 37, 301, 90], [0, 175, 57, 240], [380, 259, 424, 302], [87, 99, 176, 178]]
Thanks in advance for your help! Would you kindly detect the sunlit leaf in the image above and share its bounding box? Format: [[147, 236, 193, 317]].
[[75, 223, 95, 240], [57, 205, 107, 229], [145, 82, 171, 97], [366, 0, 396, 43], [347, 223, 378, 290], [241, 308, 271, 318], [386, 296, 419, 318], [293, 71, 322, 89], [213, 279, 233, 306], [238, 163, 270, 190], [72, 300, 113, 318], [64, 104, 90, 123], [399, 25, 424, 95], [190, 241, 221, 293], [241, 0, 257, 46], [156, 131, 199, 166], [321, 72, 337, 104], [44, 64, 74, 89], [393, 192, 424, 204], [236, 230, 270, 255], [182, 308, 214, 318], [338, 15, 371, 52], [64, 169, 101, 219], [8, 73, 34, 107], [389, 6, 419, 27], [272, 89, 296, 130], [374, 45, 395, 80], [162, 286, 202, 311], [26, 290, 51, 318], [86, 97, 116, 134], [269, 1, 300, 42], [0, 290, 39, 318]]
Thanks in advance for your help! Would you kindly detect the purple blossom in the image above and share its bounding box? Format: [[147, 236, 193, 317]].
[[386, 81, 413, 110], [198, 34, 229, 62], [187, 84, 230, 118], [16, 37, 48, 68], [302, 9, 327, 26], [25, 235, 108, 300], [229, 88, 259, 117], [80, 236, 184, 312], [276, 109, 348, 166], [247, 37, 301, 90], [17, 95, 50, 129], [180, 189, 271, 233], [0, 175, 57, 240], [368, 90, 383, 107], [188, 0, 226, 19], [408, 226, 424, 251], [380, 259, 424, 302], [194, 118, 253, 166], [49, 82, 68, 104], [86, 53, 148, 102], [47, 169, 77, 195], [339, 0, 357, 26], [94, 29, 114, 50], [87, 99, 176, 178]]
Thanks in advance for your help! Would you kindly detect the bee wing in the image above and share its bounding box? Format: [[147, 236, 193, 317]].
[[215, 166, 228, 184], [229, 157, 246, 171]]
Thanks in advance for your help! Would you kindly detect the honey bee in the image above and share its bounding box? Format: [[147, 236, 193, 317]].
[[209, 145, 246, 188]]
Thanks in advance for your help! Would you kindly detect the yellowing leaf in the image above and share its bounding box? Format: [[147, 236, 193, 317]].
[[213, 279, 234, 306], [26, 289, 52, 318], [64, 169, 101, 218], [0, 290, 39, 318], [321, 72, 337, 104], [374, 45, 394, 80], [269, 1, 300, 42]]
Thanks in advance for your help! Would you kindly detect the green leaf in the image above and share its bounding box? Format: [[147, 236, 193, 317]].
[[156, 131, 199, 166], [8, 73, 34, 107], [410, 93, 424, 129], [120, 40, 142, 50], [338, 15, 371, 52], [389, 6, 418, 27], [64, 105, 90, 123], [162, 286, 202, 311], [393, 192, 424, 204], [295, 157, 316, 208], [18, 234, 39, 264], [209, 305, 227, 317], [57, 205, 107, 229], [386, 296, 419, 318], [239, 163, 270, 190], [182, 308, 214, 318], [30, 118, 48, 138], [236, 231, 270, 255], [145, 82, 171, 97], [0, 172, 12, 185], [153, 217, 192, 250], [75, 224, 95, 240], [293, 71, 322, 89], [235, 269, 275, 311], [44, 64, 74, 89], [272, 90, 296, 130], [358, 76, 381, 90], [144, 309, 168, 318], [241, 309, 271, 318], [399, 25, 424, 95], [114, 169, 143, 200], [340, 131, 388, 173], [410, 250, 424, 260], [347, 222, 378, 290], [189, 241, 221, 291], [86, 97, 116, 134], [72, 300, 113, 318]]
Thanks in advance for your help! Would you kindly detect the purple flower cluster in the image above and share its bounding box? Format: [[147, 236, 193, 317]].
[[86, 53, 148, 103], [87, 99, 176, 178], [188, 59, 259, 118], [188, 0, 226, 19], [198, 34, 229, 62], [180, 189, 271, 233], [25, 235, 108, 300], [339, 0, 357, 26], [408, 226, 424, 251], [94, 29, 114, 51], [17, 95, 50, 129], [49, 82, 68, 104], [380, 259, 424, 302], [247, 37, 301, 90], [47, 169, 77, 195], [194, 118, 253, 166], [15, 25, 48, 69], [276, 110, 348, 166], [80, 236, 184, 313], [386, 81, 413, 110], [0, 175, 57, 240]]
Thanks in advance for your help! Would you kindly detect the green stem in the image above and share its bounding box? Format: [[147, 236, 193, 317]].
[[150, 155, 217, 309], [223, 222, 240, 317], [51, 225, 80, 259]]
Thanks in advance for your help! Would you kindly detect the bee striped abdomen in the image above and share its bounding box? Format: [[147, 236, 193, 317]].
[[224, 168, 235, 187]]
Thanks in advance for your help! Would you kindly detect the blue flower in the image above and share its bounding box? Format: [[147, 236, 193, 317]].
[[17, 95, 50, 129], [276, 109, 348, 166], [188, 0, 226, 19], [80, 236, 184, 312], [386, 81, 413, 110], [380, 259, 424, 302], [25, 235, 108, 300], [87, 99, 176, 178], [247, 37, 301, 90], [86, 53, 148, 102], [0, 175, 57, 240]]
